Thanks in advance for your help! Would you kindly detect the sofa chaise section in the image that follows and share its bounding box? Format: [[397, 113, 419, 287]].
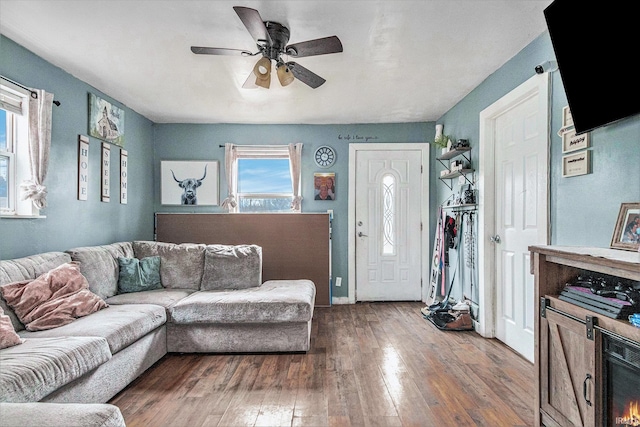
[[168, 279, 316, 353]]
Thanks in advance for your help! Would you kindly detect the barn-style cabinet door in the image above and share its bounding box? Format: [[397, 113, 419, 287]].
[[539, 305, 597, 427]]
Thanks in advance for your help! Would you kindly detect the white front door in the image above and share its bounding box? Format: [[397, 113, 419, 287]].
[[487, 75, 549, 362], [353, 148, 423, 301]]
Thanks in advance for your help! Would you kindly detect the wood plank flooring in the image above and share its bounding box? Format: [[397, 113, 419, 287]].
[[109, 302, 534, 426]]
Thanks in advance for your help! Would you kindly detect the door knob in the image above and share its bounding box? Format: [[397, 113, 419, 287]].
[[490, 235, 501, 243], [358, 232, 368, 237]]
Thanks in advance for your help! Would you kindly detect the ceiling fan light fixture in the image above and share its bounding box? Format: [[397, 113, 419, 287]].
[[253, 57, 271, 89], [277, 62, 295, 86]]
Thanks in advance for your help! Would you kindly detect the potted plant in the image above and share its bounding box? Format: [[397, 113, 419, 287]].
[[433, 124, 452, 154]]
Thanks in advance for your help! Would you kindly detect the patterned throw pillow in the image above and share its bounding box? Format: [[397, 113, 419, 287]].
[[117, 256, 162, 293], [0, 306, 24, 349]]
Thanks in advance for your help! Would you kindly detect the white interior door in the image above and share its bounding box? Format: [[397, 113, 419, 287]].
[[493, 82, 548, 362], [354, 149, 423, 301]]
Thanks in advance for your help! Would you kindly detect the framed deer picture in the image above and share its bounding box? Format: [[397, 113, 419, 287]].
[[161, 160, 219, 206]]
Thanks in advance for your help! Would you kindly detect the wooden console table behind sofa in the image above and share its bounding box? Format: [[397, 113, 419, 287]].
[[155, 213, 331, 306]]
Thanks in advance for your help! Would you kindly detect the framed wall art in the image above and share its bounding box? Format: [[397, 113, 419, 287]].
[[562, 105, 573, 128], [562, 129, 589, 153], [161, 160, 219, 206], [101, 142, 110, 202], [77, 135, 89, 201], [610, 202, 640, 251], [89, 93, 125, 147], [120, 149, 128, 205], [562, 150, 590, 178], [314, 172, 335, 201]]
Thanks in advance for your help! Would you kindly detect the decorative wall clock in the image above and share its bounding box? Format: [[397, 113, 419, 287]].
[[314, 145, 336, 168]]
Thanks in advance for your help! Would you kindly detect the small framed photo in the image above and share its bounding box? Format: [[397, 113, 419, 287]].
[[314, 172, 335, 201], [610, 202, 640, 251], [161, 160, 219, 206], [562, 106, 573, 127], [562, 151, 590, 178], [562, 129, 589, 153]]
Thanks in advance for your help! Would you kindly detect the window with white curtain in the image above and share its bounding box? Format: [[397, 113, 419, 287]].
[[236, 146, 294, 213], [0, 80, 36, 217]]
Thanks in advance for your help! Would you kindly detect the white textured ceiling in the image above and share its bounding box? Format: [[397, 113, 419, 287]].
[[0, 0, 552, 124]]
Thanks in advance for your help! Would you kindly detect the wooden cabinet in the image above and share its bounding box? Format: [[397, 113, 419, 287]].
[[530, 245, 640, 427]]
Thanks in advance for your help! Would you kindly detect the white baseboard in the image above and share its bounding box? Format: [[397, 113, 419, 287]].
[[331, 297, 351, 305]]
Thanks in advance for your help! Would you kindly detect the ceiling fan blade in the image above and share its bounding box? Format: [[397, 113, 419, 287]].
[[288, 62, 326, 89], [286, 36, 343, 58], [233, 6, 272, 45], [191, 46, 252, 56]]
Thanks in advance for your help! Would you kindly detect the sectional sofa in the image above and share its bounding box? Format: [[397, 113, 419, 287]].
[[0, 240, 316, 426]]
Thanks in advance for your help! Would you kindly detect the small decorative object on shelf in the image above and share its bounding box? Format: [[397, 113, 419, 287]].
[[630, 313, 640, 328]]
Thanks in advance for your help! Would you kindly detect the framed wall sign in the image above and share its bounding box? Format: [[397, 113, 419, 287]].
[[101, 142, 110, 202], [120, 149, 128, 204], [160, 160, 219, 206], [562, 150, 590, 178], [562, 105, 573, 127], [77, 135, 89, 201], [562, 129, 589, 153]]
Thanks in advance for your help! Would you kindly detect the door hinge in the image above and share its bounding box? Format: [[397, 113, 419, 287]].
[[540, 297, 549, 318], [586, 315, 597, 341]]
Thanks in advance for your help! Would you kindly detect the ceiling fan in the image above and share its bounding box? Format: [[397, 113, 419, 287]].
[[191, 6, 343, 89]]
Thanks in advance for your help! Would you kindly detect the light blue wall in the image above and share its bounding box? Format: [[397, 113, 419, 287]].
[[0, 36, 155, 259], [3, 28, 637, 300], [153, 123, 430, 298], [436, 31, 640, 301]]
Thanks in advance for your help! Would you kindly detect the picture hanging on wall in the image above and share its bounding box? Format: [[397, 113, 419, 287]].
[[101, 142, 110, 202], [77, 135, 89, 201], [120, 149, 128, 205], [160, 160, 219, 206], [89, 93, 125, 147], [562, 150, 590, 178], [562, 128, 589, 153], [314, 172, 335, 201], [611, 202, 640, 252]]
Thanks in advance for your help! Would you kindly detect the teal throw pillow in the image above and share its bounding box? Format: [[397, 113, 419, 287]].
[[117, 256, 162, 294]]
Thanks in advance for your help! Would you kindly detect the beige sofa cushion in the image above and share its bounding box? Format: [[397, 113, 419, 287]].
[[66, 243, 134, 299], [18, 304, 166, 355], [0, 402, 126, 427], [200, 244, 262, 291], [169, 279, 315, 324], [133, 241, 205, 290], [0, 336, 111, 402]]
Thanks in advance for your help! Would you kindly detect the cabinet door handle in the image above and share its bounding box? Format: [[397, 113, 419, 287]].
[[583, 373, 592, 407]]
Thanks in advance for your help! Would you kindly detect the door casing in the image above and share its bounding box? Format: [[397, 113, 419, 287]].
[[477, 73, 550, 338], [347, 143, 430, 304]]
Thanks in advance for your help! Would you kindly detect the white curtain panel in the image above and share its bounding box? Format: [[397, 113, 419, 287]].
[[20, 89, 54, 209], [220, 143, 238, 211], [288, 143, 303, 211]]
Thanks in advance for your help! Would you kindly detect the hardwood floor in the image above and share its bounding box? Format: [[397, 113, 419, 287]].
[[109, 302, 534, 426]]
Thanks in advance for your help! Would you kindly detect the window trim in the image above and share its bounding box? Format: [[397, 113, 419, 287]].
[[0, 80, 41, 218], [233, 146, 296, 213]]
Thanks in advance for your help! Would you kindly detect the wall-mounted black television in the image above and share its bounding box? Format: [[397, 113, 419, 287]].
[[543, 0, 639, 134]]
